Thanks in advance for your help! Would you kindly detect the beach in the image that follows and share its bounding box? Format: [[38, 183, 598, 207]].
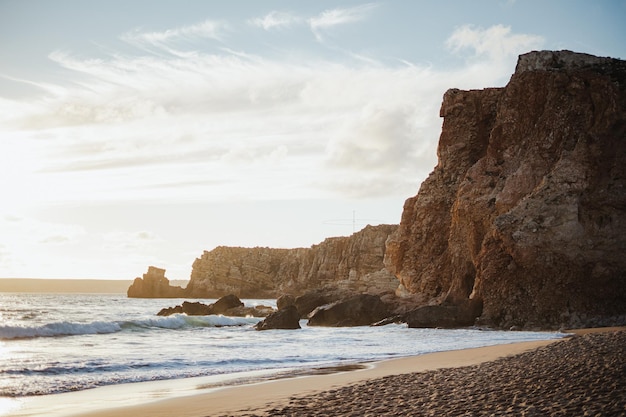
[[56, 327, 624, 417]]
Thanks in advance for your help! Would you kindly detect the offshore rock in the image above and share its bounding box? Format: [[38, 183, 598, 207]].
[[255, 305, 301, 330], [127, 266, 186, 298], [385, 50, 626, 329], [186, 224, 398, 299], [293, 288, 354, 318], [156, 294, 262, 317], [307, 294, 391, 327], [276, 294, 296, 310]]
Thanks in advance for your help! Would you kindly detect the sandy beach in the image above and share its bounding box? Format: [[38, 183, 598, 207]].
[[19, 327, 611, 417]]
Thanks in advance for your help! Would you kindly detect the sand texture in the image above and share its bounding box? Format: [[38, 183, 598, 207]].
[[234, 330, 625, 417]]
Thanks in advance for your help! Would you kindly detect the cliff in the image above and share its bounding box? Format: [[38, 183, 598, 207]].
[[385, 50, 626, 329], [185, 224, 399, 298], [127, 266, 186, 298]]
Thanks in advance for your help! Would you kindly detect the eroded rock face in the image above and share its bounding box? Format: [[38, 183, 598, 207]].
[[127, 266, 186, 298], [385, 50, 626, 329], [186, 224, 399, 298]]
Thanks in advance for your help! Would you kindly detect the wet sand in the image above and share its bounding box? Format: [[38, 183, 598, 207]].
[[243, 328, 626, 417]]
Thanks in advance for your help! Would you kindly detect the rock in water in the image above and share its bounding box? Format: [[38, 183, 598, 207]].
[[307, 294, 391, 327], [157, 294, 251, 317], [385, 50, 626, 330], [276, 294, 296, 310], [255, 305, 301, 330], [127, 266, 186, 298], [211, 294, 244, 314]]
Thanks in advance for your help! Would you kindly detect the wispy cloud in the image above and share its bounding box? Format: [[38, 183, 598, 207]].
[[103, 230, 164, 250], [120, 19, 228, 56], [124, 19, 227, 43], [446, 24, 544, 62], [0, 22, 542, 209], [248, 11, 301, 30], [0, 14, 549, 278], [309, 3, 379, 41]]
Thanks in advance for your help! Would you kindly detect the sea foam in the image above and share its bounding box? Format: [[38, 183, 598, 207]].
[[0, 314, 261, 340]]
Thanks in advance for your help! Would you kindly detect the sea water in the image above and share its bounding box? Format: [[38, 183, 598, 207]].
[[0, 293, 565, 399]]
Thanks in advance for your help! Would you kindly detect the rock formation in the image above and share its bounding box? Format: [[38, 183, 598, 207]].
[[127, 266, 186, 298], [385, 50, 626, 329], [157, 294, 274, 317], [307, 294, 391, 327], [255, 305, 301, 330], [186, 224, 398, 298]]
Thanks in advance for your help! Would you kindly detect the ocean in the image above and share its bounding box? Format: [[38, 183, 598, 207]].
[[0, 293, 565, 414]]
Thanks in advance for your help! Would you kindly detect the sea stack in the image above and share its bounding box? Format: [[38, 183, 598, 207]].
[[127, 266, 186, 298]]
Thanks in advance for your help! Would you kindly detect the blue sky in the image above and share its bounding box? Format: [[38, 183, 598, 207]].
[[1, 0, 624, 280]]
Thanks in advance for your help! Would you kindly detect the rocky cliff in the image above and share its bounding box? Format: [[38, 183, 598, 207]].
[[385, 50, 626, 329], [185, 224, 399, 298]]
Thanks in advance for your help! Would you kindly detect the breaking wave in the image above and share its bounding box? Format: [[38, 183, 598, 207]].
[[0, 314, 261, 340]]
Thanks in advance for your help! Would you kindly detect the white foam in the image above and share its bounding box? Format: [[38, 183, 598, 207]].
[[0, 314, 262, 340], [0, 320, 122, 340]]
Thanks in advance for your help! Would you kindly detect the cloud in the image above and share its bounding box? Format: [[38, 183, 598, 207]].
[[102, 230, 164, 250], [0, 23, 544, 207], [249, 11, 301, 30], [446, 24, 544, 62], [123, 19, 227, 45], [309, 3, 378, 41]]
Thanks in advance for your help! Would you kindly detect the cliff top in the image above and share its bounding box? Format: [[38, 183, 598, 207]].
[[515, 50, 624, 74]]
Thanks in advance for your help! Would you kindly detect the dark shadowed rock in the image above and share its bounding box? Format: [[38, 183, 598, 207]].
[[276, 294, 296, 310], [294, 290, 330, 318], [307, 294, 391, 327], [181, 301, 213, 315], [157, 305, 183, 316], [255, 305, 301, 330], [404, 299, 483, 328], [157, 294, 248, 317], [211, 294, 244, 314]]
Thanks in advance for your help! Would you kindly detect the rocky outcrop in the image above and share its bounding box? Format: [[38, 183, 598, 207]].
[[292, 288, 354, 318], [307, 294, 391, 327], [385, 50, 626, 329], [404, 299, 483, 329], [156, 294, 274, 317], [186, 224, 398, 298], [255, 305, 301, 330], [127, 266, 186, 298]]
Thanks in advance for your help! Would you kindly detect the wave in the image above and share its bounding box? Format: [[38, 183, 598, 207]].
[[0, 314, 261, 340]]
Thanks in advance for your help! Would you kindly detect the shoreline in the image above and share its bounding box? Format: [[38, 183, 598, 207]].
[[3, 329, 585, 417], [5, 327, 623, 417]]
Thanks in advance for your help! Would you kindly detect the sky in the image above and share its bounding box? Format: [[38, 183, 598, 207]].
[[1, 0, 624, 280]]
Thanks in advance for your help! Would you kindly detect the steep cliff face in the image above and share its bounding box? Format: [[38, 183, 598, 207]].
[[186, 224, 399, 298], [385, 50, 626, 329]]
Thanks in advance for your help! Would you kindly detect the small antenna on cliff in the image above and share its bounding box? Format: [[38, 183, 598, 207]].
[[323, 211, 387, 235]]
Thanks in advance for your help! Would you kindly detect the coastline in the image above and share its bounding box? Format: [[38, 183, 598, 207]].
[[4, 329, 594, 417], [6, 327, 623, 417]]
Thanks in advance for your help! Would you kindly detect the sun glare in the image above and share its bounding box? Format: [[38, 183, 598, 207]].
[[0, 398, 21, 417], [0, 342, 21, 416]]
